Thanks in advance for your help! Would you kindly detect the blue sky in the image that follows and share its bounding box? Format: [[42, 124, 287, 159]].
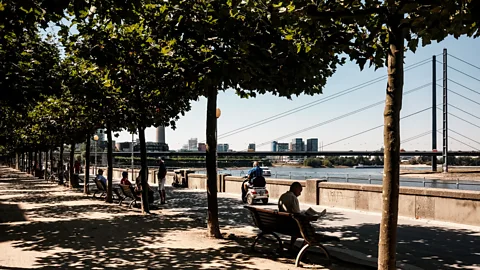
[[113, 36, 480, 151]]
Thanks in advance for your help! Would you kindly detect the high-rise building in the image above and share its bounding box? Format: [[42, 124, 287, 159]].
[[188, 138, 198, 151], [248, 143, 256, 152], [271, 141, 278, 152], [198, 143, 207, 152], [156, 126, 166, 144], [278, 143, 289, 152], [306, 138, 319, 152], [218, 144, 229, 152], [291, 138, 304, 151]]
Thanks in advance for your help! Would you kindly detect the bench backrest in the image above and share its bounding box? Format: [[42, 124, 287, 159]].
[[119, 184, 138, 199], [244, 206, 301, 237]]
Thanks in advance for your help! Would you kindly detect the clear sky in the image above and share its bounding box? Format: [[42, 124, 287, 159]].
[[106, 37, 480, 152]]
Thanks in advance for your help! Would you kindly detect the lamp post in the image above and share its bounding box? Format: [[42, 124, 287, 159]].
[[216, 108, 221, 172], [131, 133, 134, 178], [93, 135, 99, 176]]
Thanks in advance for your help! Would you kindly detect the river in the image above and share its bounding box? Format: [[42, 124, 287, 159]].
[[193, 166, 480, 191]]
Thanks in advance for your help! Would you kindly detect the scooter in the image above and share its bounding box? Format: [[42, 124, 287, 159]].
[[241, 175, 269, 205]]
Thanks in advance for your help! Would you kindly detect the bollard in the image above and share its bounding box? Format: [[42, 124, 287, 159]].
[[456, 178, 459, 189], [346, 174, 349, 183], [423, 177, 426, 187], [368, 175, 371, 184], [289, 172, 292, 179]]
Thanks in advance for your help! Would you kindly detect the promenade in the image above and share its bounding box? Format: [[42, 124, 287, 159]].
[[1, 166, 479, 269]]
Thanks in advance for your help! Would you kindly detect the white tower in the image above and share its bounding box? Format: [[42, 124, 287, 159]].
[[156, 126, 166, 144]]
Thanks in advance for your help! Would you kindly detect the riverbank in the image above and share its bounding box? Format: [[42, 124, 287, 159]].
[[400, 167, 480, 181]]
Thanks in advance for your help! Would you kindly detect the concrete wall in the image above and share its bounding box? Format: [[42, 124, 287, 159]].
[[91, 166, 480, 226], [318, 182, 480, 226]]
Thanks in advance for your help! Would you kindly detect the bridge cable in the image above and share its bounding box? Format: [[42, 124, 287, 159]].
[[435, 106, 480, 130], [401, 130, 432, 144], [436, 131, 480, 151], [448, 79, 480, 96], [437, 84, 480, 107], [448, 66, 480, 83], [448, 129, 480, 146], [312, 106, 433, 149], [250, 84, 432, 149], [205, 57, 432, 142], [449, 54, 480, 71], [449, 104, 480, 121]]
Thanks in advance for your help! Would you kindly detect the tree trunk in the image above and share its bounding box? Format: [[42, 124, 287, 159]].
[[50, 149, 54, 179], [38, 151, 42, 173], [85, 135, 91, 194], [59, 144, 64, 184], [15, 152, 19, 170], [44, 151, 48, 181], [378, 15, 404, 270], [206, 86, 222, 238], [21, 152, 25, 172], [28, 151, 32, 175], [106, 123, 113, 203], [138, 126, 150, 214], [69, 142, 75, 188]]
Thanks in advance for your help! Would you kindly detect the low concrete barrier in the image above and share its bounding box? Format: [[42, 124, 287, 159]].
[[318, 182, 480, 226], [92, 166, 480, 226]]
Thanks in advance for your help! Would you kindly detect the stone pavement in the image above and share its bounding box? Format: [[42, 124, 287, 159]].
[[1, 165, 479, 269]]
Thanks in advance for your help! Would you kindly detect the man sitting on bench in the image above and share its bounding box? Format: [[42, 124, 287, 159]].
[[278, 182, 327, 251]]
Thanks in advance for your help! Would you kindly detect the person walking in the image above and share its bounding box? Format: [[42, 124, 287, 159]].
[[157, 158, 167, 204]]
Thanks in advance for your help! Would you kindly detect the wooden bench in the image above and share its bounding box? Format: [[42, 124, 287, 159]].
[[118, 184, 140, 208], [244, 206, 340, 267]]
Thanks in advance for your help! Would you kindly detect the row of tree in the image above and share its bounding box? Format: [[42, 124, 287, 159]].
[[304, 156, 384, 167], [1, 1, 478, 268], [410, 156, 480, 166]]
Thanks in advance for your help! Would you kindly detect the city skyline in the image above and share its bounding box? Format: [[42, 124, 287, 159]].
[[111, 36, 480, 152]]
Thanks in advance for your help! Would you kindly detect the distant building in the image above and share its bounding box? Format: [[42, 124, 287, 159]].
[[218, 144, 229, 152], [291, 138, 304, 151], [188, 138, 198, 151], [271, 141, 278, 152], [278, 143, 289, 152], [134, 142, 169, 152], [306, 138, 318, 152], [248, 143, 256, 152], [198, 143, 206, 152], [117, 142, 133, 152]]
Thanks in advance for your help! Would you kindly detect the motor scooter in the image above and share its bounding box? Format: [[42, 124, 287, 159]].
[[241, 175, 269, 205]]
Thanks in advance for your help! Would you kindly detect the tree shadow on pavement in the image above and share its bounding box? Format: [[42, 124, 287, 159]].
[[323, 223, 480, 269]]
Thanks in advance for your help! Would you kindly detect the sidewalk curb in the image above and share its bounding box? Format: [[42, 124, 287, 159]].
[[294, 242, 423, 270]]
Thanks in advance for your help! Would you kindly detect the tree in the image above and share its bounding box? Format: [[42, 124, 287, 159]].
[[305, 1, 479, 268], [63, 3, 198, 213], [146, 0, 349, 238]]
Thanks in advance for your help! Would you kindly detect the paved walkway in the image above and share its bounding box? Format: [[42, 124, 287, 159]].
[[1, 166, 479, 269]]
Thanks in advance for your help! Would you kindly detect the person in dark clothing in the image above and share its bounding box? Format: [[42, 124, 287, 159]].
[[157, 158, 167, 204]]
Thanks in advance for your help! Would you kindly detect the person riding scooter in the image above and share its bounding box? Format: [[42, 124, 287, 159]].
[[243, 162, 265, 192]]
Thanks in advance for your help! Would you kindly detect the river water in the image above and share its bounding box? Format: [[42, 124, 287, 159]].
[[194, 166, 480, 191]]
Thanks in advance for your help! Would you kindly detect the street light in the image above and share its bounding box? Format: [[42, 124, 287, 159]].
[[216, 108, 221, 172], [93, 134, 99, 176]]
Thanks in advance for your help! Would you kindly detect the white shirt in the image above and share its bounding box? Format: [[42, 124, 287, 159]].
[[278, 191, 301, 214]]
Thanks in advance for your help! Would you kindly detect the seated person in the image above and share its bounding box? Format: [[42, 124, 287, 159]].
[[278, 182, 331, 250], [120, 171, 132, 185], [120, 171, 136, 194], [278, 182, 302, 214], [96, 169, 107, 187], [135, 169, 155, 203], [243, 161, 264, 192]]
